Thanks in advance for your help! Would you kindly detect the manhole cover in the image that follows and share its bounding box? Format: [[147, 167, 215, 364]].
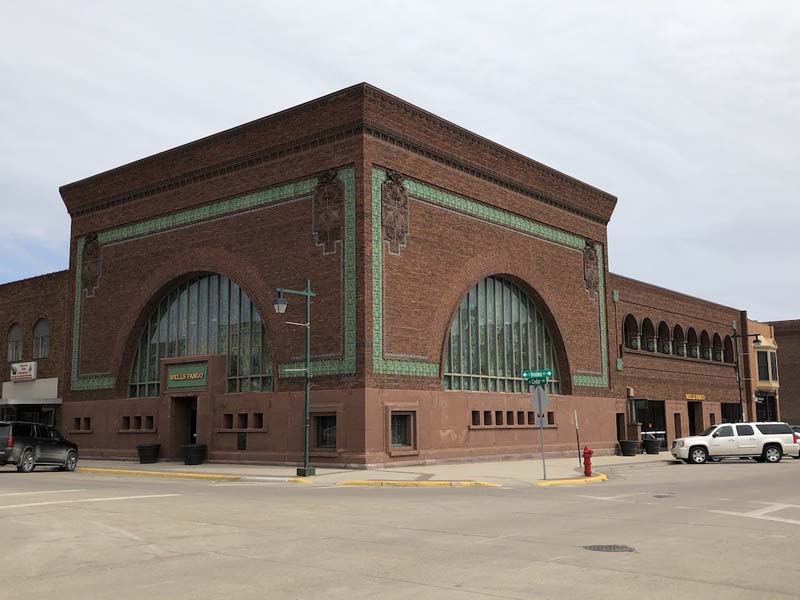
[[582, 545, 636, 553]]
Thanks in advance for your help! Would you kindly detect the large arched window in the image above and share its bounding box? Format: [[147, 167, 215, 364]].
[[7, 324, 22, 362], [33, 319, 49, 359], [442, 276, 561, 394], [129, 273, 272, 397], [623, 314, 640, 350]]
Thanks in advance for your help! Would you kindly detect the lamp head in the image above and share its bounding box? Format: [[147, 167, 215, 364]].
[[273, 294, 288, 314], [752, 335, 762, 348]]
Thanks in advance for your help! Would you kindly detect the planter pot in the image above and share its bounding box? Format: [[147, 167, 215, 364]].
[[136, 444, 161, 464], [619, 440, 639, 457], [643, 439, 661, 455], [183, 444, 207, 466]]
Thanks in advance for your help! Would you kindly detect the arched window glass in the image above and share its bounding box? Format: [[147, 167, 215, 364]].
[[33, 319, 49, 359], [623, 315, 639, 350], [7, 324, 22, 362], [723, 336, 734, 363], [687, 328, 699, 358], [641, 319, 656, 352], [657, 321, 671, 354], [442, 276, 561, 394], [700, 331, 711, 360], [712, 333, 723, 362], [672, 325, 685, 356], [129, 273, 272, 397]]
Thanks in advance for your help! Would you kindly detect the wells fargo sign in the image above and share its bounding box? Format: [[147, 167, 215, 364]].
[[685, 393, 706, 401], [166, 362, 207, 389]]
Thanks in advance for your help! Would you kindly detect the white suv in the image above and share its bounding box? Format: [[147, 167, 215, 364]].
[[671, 422, 800, 464]]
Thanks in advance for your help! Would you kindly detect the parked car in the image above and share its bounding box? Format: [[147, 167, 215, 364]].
[[792, 426, 800, 459], [0, 421, 79, 473], [671, 422, 800, 464]]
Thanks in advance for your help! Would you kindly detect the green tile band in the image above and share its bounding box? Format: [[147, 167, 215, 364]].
[[371, 167, 608, 387], [70, 167, 357, 391]]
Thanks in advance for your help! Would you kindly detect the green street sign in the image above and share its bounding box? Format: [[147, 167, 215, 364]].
[[522, 369, 552, 382]]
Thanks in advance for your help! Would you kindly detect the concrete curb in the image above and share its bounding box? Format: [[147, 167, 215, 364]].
[[77, 467, 242, 481], [535, 473, 608, 487], [337, 480, 500, 487]]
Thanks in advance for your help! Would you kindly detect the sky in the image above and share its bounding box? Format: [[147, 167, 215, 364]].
[[1, 1, 797, 321]]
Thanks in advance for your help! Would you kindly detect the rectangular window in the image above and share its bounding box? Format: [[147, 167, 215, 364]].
[[253, 413, 264, 429], [314, 415, 337, 449], [471, 411, 480, 426], [547, 411, 555, 425], [223, 413, 233, 429], [83, 417, 92, 431], [770, 352, 779, 381], [527, 411, 535, 425], [121, 416, 130, 430], [517, 411, 525, 426], [709, 413, 716, 426], [483, 410, 492, 426], [73, 417, 81, 431], [736, 424, 754, 436], [495, 410, 503, 426], [237, 413, 248, 429], [133, 416, 142, 430], [8, 340, 21, 362], [506, 411, 514, 425], [145, 415, 154, 430], [390, 412, 414, 448], [757, 351, 769, 381]]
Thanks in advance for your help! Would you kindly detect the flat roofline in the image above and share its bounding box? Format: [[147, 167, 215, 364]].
[[609, 272, 741, 314], [0, 269, 69, 289], [60, 83, 369, 192], [61, 82, 616, 205]]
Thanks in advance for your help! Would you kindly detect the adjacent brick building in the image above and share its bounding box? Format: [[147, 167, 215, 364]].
[[0, 83, 777, 465], [771, 320, 800, 425]]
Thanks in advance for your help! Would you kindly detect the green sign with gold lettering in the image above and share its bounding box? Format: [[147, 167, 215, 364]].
[[166, 362, 208, 389]]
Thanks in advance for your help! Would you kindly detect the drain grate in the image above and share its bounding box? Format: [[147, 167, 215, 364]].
[[582, 545, 636, 553]]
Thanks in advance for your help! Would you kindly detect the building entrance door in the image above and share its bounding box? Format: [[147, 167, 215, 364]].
[[171, 396, 198, 456], [633, 399, 667, 448], [687, 401, 703, 436]]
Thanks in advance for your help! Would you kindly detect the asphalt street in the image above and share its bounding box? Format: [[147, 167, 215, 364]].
[[2, 458, 799, 600]]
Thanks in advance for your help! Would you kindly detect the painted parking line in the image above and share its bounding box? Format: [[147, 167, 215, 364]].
[[0, 493, 180, 510], [0, 489, 85, 498]]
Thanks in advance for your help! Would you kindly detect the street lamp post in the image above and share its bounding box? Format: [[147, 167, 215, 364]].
[[273, 279, 316, 477], [732, 328, 762, 422]]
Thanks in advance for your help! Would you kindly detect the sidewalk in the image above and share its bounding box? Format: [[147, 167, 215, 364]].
[[77, 451, 672, 486]]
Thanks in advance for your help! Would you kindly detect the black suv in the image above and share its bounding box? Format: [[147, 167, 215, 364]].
[[0, 421, 79, 473]]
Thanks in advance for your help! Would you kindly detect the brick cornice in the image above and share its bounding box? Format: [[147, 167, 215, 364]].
[[69, 122, 611, 226]]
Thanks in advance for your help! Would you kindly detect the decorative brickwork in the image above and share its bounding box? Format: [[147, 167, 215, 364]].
[[312, 169, 344, 254], [80, 233, 101, 297], [381, 170, 410, 255], [70, 168, 357, 391]]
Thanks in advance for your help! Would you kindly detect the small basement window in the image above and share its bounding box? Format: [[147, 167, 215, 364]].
[[390, 412, 414, 448], [253, 413, 264, 429], [314, 414, 337, 449], [145, 415, 154, 430], [223, 413, 233, 429], [121, 416, 131, 430], [237, 413, 248, 429]]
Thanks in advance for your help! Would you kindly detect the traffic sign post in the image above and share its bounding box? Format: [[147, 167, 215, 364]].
[[522, 369, 553, 480]]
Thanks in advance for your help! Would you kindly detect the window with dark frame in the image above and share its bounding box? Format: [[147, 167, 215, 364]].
[[390, 412, 413, 448], [757, 351, 769, 381], [314, 414, 337, 449], [33, 319, 49, 359], [770, 352, 779, 381], [7, 323, 22, 362]]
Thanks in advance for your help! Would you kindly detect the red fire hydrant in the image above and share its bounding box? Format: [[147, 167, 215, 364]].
[[583, 446, 594, 477]]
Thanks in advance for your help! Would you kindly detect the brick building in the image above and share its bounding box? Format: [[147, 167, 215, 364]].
[[0, 84, 762, 465], [771, 320, 800, 425]]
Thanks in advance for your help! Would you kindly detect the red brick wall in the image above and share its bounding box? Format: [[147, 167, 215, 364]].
[[772, 320, 800, 424], [0, 271, 69, 390]]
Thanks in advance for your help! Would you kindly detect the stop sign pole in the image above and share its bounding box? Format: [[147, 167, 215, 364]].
[[523, 369, 552, 480]]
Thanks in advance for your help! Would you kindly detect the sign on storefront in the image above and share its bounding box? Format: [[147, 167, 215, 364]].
[[685, 393, 705, 401], [10, 362, 37, 382], [166, 362, 208, 389]]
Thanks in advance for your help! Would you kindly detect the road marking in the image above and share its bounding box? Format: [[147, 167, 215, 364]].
[[711, 502, 800, 525], [0, 493, 180, 510], [0, 489, 85, 498], [577, 491, 654, 502]]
